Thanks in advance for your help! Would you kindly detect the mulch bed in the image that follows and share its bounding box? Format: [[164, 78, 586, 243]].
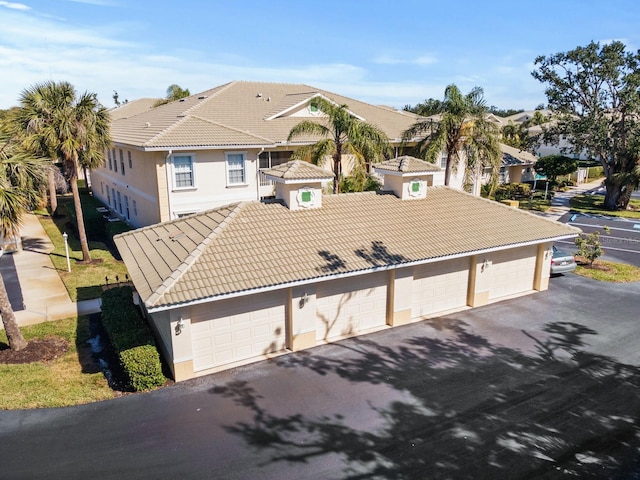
[[0, 337, 70, 364]]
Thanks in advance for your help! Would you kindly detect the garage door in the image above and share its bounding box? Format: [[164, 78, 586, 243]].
[[190, 291, 286, 372], [316, 272, 387, 342], [412, 257, 470, 319], [489, 246, 537, 300]]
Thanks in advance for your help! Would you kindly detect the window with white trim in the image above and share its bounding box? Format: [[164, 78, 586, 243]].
[[226, 153, 246, 185], [439, 152, 448, 169], [173, 155, 194, 188], [107, 150, 112, 170], [128, 151, 132, 169], [133, 199, 138, 216]]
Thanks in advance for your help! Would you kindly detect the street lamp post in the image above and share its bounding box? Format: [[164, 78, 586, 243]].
[[63, 232, 71, 272]]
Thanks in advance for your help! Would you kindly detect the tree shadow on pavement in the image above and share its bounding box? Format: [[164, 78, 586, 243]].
[[211, 319, 640, 479]]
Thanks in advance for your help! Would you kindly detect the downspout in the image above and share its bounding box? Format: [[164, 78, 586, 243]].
[[165, 150, 173, 220], [256, 147, 264, 201]]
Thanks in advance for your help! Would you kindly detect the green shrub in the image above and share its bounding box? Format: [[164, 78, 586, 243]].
[[494, 183, 531, 201], [101, 287, 165, 391], [588, 166, 604, 179], [120, 346, 166, 391]]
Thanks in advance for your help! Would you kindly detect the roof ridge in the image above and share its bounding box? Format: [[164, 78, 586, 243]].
[[146, 203, 247, 306], [182, 81, 236, 117]]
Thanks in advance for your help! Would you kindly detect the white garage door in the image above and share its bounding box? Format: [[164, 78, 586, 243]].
[[316, 272, 387, 342], [191, 291, 286, 372], [412, 257, 470, 319], [489, 246, 537, 300]]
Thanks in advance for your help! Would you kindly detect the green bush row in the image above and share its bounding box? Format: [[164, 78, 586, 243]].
[[494, 183, 532, 201], [101, 286, 165, 391]]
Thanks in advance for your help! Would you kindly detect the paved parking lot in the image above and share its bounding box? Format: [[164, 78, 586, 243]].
[[2, 274, 640, 479]]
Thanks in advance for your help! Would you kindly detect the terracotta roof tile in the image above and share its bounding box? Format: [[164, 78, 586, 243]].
[[115, 188, 580, 309], [110, 81, 419, 149], [374, 156, 441, 173]]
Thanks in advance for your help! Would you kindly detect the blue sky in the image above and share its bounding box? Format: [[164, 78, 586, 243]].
[[1, 0, 639, 110]]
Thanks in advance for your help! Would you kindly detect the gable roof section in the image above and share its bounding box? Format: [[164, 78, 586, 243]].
[[110, 81, 420, 150], [374, 156, 441, 174], [500, 143, 538, 166], [115, 187, 580, 310], [263, 160, 335, 182]]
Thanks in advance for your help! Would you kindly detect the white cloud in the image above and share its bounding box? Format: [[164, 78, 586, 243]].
[[0, 1, 30, 10], [373, 54, 438, 66]]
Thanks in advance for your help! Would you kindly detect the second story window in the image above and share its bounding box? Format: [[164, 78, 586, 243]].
[[119, 149, 125, 175], [173, 155, 194, 188], [128, 151, 132, 169], [226, 153, 246, 185], [107, 150, 112, 170]]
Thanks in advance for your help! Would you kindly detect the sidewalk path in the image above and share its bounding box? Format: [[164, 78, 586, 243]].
[[534, 178, 604, 221], [0, 213, 101, 328]]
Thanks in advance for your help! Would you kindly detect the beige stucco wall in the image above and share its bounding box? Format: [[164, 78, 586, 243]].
[[93, 148, 263, 228], [382, 174, 431, 200], [168, 150, 260, 217], [150, 243, 552, 382], [275, 182, 324, 210], [92, 149, 166, 227], [289, 284, 317, 350]]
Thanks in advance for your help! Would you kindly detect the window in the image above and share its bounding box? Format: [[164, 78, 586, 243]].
[[119, 149, 125, 175], [133, 200, 138, 216], [128, 151, 132, 169], [107, 150, 112, 170], [111, 188, 115, 208], [226, 153, 246, 185], [106, 187, 111, 206], [173, 155, 194, 188], [124, 195, 130, 220], [258, 150, 292, 169], [117, 191, 122, 214], [439, 152, 447, 169]]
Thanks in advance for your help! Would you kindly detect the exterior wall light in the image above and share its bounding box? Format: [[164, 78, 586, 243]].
[[299, 292, 309, 309], [175, 317, 185, 335], [481, 259, 490, 273]]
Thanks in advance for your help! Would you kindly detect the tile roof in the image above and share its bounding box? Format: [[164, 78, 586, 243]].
[[110, 81, 420, 149], [109, 98, 160, 121], [374, 156, 441, 174], [115, 187, 581, 310], [263, 160, 335, 182], [500, 143, 538, 166]]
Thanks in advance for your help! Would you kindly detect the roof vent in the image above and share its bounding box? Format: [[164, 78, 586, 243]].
[[179, 99, 186, 102], [144, 122, 151, 128], [198, 96, 206, 100], [256, 93, 262, 98]]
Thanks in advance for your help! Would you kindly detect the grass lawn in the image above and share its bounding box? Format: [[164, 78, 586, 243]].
[[570, 194, 640, 219], [0, 317, 117, 409], [518, 198, 552, 212], [574, 259, 640, 282], [39, 192, 130, 301]]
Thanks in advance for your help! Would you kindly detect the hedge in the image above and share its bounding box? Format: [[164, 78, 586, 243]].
[[101, 286, 165, 391]]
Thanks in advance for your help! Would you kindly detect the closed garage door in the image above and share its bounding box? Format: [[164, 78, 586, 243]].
[[316, 272, 387, 342], [191, 291, 286, 372], [489, 246, 537, 300], [412, 257, 470, 319]]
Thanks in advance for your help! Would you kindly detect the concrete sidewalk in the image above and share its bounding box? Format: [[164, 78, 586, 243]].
[[533, 178, 604, 221], [0, 213, 101, 328]]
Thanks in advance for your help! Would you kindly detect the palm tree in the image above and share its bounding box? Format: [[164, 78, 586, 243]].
[[17, 81, 111, 263], [154, 84, 191, 107], [0, 124, 49, 351], [287, 97, 391, 194], [402, 84, 501, 189]]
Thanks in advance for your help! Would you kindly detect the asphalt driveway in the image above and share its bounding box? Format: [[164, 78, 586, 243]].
[[1, 274, 640, 479]]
